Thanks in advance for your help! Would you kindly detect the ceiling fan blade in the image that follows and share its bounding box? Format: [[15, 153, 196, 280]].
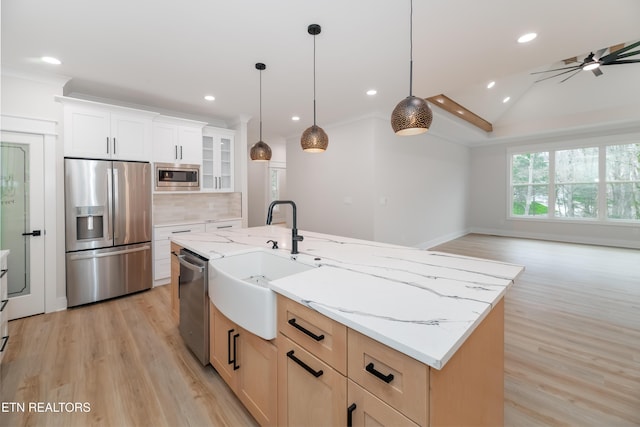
[[593, 47, 608, 61], [591, 67, 603, 77], [535, 67, 582, 83], [599, 40, 640, 63], [603, 59, 640, 65], [560, 69, 583, 83], [611, 49, 640, 60], [531, 65, 581, 75]]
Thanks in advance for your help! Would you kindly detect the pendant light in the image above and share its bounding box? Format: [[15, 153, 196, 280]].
[[390, 0, 433, 135], [301, 24, 328, 153], [250, 62, 272, 161]]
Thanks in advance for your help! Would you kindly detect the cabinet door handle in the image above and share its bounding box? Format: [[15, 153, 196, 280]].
[[286, 350, 323, 378], [347, 403, 357, 427], [365, 362, 394, 383], [113, 137, 117, 154], [288, 318, 325, 341], [171, 229, 192, 234], [180, 145, 183, 160], [0, 299, 8, 312], [227, 328, 235, 365], [175, 145, 178, 160], [106, 137, 110, 154], [232, 333, 240, 370], [0, 336, 8, 353], [0, 269, 7, 279]]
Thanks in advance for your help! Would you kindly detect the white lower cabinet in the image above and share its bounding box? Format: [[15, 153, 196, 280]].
[[1, 251, 9, 371], [205, 219, 242, 232], [153, 223, 205, 283]]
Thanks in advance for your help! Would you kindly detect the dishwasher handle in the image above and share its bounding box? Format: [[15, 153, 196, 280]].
[[178, 255, 205, 273]]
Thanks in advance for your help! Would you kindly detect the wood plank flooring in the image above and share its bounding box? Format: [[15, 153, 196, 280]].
[[432, 234, 640, 427], [0, 285, 258, 427], [1, 234, 639, 426]]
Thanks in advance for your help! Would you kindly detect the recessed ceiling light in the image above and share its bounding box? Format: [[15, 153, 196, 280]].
[[291, 116, 300, 121], [436, 98, 445, 104], [503, 96, 511, 103], [366, 89, 377, 96], [41, 56, 61, 65], [204, 95, 215, 101], [457, 110, 464, 115], [517, 33, 537, 44], [487, 81, 496, 89]]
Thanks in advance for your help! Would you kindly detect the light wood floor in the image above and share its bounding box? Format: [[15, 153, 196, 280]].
[[1, 234, 639, 426], [0, 284, 258, 427], [432, 234, 640, 427]]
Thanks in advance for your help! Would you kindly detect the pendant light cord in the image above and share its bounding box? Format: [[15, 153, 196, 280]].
[[259, 68, 263, 140], [409, 0, 414, 97], [313, 32, 317, 126]]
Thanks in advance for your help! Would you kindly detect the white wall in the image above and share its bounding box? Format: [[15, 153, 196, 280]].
[[286, 118, 376, 240], [1, 70, 68, 312], [373, 118, 470, 247], [468, 129, 640, 249], [285, 116, 470, 247], [247, 138, 286, 227]]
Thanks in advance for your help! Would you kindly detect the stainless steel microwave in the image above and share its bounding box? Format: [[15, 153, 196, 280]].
[[155, 163, 200, 191]]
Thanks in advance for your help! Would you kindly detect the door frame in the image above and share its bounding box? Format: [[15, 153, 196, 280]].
[[2, 114, 63, 315]]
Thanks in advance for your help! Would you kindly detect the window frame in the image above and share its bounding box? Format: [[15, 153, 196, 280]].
[[507, 136, 640, 225]]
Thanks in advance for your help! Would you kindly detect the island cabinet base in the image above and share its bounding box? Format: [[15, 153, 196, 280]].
[[209, 302, 278, 427], [276, 295, 505, 427], [429, 299, 505, 427]]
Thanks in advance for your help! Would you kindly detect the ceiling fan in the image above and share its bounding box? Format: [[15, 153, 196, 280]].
[[532, 40, 640, 83]]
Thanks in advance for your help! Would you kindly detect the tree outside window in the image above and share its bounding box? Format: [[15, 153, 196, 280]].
[[606, 144, 640, 220], [511, 152, 549, 216]]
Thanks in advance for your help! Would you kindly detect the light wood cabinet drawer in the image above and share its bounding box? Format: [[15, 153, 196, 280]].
[[348, 329, 428, 426], [277, 294, 347, 375], [347, 380, 419, 427], [277, 336, 346, 427]]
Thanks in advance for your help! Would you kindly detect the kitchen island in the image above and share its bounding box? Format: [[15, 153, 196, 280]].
[[172, 226, 524, 426]]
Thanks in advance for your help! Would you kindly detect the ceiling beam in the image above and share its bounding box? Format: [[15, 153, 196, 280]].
[[426, 95, 493, 132]]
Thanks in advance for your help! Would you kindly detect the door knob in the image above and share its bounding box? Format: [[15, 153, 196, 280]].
[[21, 230, 41, 236]]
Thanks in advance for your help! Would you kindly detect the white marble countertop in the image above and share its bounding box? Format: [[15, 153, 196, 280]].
[[172, 226, 524, 369]]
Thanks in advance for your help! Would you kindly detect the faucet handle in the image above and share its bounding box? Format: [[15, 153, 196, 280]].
[[266, 239, 278, 249], [293, 234, 304, 242]]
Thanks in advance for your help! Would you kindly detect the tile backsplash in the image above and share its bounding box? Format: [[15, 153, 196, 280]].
[[153, 192, 242, 224]]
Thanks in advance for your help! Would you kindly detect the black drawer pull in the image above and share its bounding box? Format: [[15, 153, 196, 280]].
[[0, 269, 7, 279], [0, 299, 7, 312], [0, 336, 8, 352], [347, 403, 357, 427], [288, 318, 325, 341], [232, 333, 240, 371], [227, 329, 235, 364], [286, 350, 323, 378], [366, 362, 394, 383]]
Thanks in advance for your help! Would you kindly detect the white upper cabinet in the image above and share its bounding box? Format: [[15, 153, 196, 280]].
[[152, 116, 206, 165], [202, 126, 235, 192], [57, 96, 155, 161]]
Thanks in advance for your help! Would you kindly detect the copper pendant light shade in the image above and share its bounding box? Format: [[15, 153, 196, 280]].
[[301, 24, 328, 153], [250, 62, 272, 161], [391, 96, 433, 135], [391, 0, 432, 135]]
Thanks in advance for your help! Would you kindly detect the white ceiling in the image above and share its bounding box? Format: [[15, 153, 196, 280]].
[[3, 0, 640, 146]]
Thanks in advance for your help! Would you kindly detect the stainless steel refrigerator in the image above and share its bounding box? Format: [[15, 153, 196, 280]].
[[64, 158, 152, 307]]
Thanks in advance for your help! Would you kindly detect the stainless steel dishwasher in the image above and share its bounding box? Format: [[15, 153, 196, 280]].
[[178, 248, 209, 365]]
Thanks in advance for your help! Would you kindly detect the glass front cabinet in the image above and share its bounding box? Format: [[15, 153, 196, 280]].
[[202, 126, 235, 192]]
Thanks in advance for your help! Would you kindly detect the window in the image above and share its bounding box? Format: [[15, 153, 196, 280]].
[[511, 152, 549, 216], [509, 142, 640, 223], [606, 144, 640, 220], [555, 147, 599, 218]]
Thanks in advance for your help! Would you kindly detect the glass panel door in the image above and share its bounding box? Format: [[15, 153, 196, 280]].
[[0, 132, 45, 319], [1, 142, 30, 297]]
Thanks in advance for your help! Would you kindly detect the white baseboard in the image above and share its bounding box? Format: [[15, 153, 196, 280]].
[[415, 228, 471, 250], [469, 227, 640, 249]]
